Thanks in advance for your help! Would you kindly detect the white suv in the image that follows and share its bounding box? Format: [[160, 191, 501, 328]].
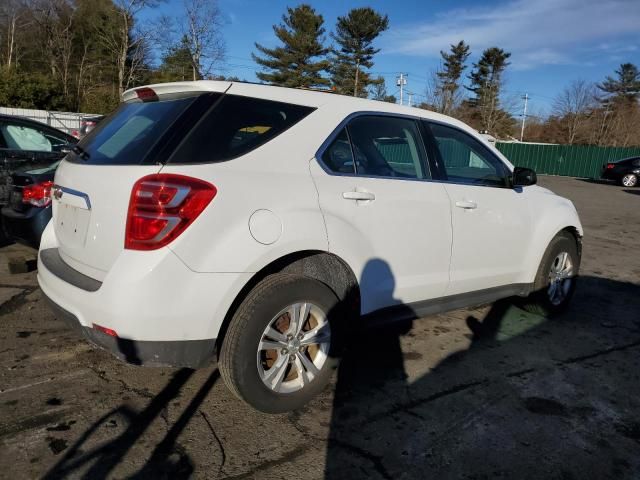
[[38, 81, 582, 413]]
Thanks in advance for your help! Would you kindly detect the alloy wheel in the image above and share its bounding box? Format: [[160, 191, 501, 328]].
[[257, 302, 331, 394], [622, 174, 637, 187], [547, 251, 574, 306]]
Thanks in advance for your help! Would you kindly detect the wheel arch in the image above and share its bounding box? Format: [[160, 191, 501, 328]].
[[215, 250, 360, 355], [525, 223, 583, 285], [560, 225, 583, 257]]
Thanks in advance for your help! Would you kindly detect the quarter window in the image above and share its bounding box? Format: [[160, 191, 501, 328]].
[[427, 122, 508, 187], [346, 116, 430, 179], [322, 129, 355, 174], [170, 95, 314, 164]]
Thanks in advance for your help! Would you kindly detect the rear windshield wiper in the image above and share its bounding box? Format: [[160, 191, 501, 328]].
[[72, 145, 91, 161]]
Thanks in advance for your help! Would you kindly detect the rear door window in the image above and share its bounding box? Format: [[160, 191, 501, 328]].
[[346, 116, 430, 179], [169, 95, 314, 164]]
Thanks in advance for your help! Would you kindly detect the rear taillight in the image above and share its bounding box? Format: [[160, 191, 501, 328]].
[[125, 174, 216, 251], [22, 180, 53, 207], [606, 163, 615, 169]]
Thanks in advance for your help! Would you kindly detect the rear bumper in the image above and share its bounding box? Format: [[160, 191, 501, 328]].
[[600, 170, 619, 181], [37, 222, 253, 367], [42, 291, 216, 367]]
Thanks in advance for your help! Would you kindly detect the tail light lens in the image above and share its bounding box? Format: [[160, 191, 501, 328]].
[[125, 174, 216, 251], [606, 163, 615, 169], [22, 180, 53, 207]]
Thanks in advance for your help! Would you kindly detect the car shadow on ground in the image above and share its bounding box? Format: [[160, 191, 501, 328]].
[[43, 368, 220, 479], [324, 272, 640, 479], [41, 268, 640, 479], [576, 178, 612, 185], [623, 189, 640, 195]]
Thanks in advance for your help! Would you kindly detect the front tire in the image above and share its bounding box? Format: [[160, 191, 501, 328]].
[[621, 173, 638, 187], [522, 232, 580, 317], [219, 273, 342, 413]]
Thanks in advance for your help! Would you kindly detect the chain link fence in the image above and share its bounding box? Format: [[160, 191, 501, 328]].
[[0, 107, 98, 137]]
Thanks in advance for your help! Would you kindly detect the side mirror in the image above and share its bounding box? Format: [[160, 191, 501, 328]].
[[512, 167, 537, 187]]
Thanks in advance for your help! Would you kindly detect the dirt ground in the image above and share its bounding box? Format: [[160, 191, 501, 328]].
[[0, 176, 639, 480]]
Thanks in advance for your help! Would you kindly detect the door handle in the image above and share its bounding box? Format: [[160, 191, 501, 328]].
[[455, 200, 477, 210], [343, 191, 375, 201]]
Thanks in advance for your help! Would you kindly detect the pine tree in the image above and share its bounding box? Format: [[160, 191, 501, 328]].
[[465, 47, 512, 135], [330, 7, 389, 97], [252, 4, 330, 88], [435, 40, 470, 114], [467, 47, 510, 102], [598, 63, 640, 105], [369, 76, 396, 103], [152, 36, 195, 83]]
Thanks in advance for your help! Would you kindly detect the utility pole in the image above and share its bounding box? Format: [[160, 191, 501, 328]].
[[520, 93, 529, 142], [396, 73, 407, 105], [407, 92, 413, 107]]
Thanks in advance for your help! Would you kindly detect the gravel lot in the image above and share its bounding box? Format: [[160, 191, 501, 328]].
[[0, 176, 639, 479]]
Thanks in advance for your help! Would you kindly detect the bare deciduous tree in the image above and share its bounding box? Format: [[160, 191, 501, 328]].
[[552, 79, 596, 144], [182, 0, 225, 80], [96, 0, 160, 95], [28, 0, 76, 99], [1, 0, 28, 70]]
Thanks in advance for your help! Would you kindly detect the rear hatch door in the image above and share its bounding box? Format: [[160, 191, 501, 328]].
[[52, 85, 228, 280]]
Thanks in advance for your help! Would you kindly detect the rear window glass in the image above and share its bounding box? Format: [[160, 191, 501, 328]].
[[66, 96, 200, 165], [168, 95, 314, 164]]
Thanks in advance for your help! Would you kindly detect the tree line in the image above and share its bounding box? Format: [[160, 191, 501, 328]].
[[524, 64, 640, 148], [252, 4, 389, 99], [423, 40, 640, 147], [1, 1, 638, 147], [0, 0, 226, 113]]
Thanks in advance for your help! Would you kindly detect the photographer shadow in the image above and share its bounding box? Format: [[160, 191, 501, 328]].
[[324, 264, 640, 479]]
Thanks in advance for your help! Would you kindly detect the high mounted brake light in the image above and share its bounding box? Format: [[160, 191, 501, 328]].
[[135, 87, 159, 102], [125, 174, 216, 251]]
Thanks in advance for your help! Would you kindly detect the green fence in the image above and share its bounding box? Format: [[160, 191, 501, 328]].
[[495, 143, 640, 179]]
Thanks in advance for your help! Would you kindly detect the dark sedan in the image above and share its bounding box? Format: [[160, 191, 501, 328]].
[[1, 162, 57, 248], [0, 115, 77, 247], [601, 157, 640, 187]]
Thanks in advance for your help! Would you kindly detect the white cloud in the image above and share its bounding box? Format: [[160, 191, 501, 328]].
[[384, 0, 640, 69]]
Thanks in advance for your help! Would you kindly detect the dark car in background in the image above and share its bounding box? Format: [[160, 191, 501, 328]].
[[601, 157, 640, 187], [79, 115, 105, 138], [0, 115, 76, 247], [2, 162, 57, 248]]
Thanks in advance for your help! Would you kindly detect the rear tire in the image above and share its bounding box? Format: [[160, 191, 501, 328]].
[[621, 173, 638, 187], [219, 273, 342, 413], [522, 232, 580, 317]]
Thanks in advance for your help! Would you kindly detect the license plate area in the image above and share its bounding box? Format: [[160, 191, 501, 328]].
[[53, 186, 91, 248]]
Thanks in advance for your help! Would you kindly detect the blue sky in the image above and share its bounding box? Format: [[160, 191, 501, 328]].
[[144, 0, 640, 116]]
